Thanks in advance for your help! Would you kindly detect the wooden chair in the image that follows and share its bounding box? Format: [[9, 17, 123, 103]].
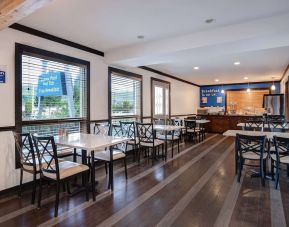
[[14, 132, 39, 204], [271, 136, 289, 189], [235, 134, 267, 186], [244, 120, 264, 131], [33, 135, 89, 217]]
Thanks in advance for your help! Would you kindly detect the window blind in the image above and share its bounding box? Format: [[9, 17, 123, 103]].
[[20, 52, 89, 135], [111, 73, 142, 122]]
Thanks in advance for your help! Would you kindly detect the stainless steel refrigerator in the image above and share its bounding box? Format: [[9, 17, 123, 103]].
[[263, 94, 284, 115]]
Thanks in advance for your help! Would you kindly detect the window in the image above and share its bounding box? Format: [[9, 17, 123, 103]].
[[15, 44, 90, 136], [109, 67, 142, 124], [151, 78, 170, 120]]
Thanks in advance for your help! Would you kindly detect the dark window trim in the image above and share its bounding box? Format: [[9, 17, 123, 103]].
[[10, 23, 104, 57], [151, 77, 171, 122], [202, 81, 280, 88], [15, 43, 91, 161], [140, 66, 199, 87], [108, 67, 143, 124]]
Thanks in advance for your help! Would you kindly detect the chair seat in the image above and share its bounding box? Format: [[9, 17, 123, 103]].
[[140, 139, 164, 147], [157, 134, 179, 140], [127, 138, 139, 145], [187, 129, 200, 133], [43, 161, 89, 180], [270, 154, 289, 164], [23, 156, 61, 172], [242, 152, 268, 160], [94, 150, 126, 161], [57, 147, 74, 157]]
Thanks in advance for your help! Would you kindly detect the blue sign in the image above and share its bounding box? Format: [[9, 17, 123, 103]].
[[37, 72, 67, 97], [0, 71, 6, 83]]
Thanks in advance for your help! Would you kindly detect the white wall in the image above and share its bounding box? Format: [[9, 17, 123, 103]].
[[0, 28, 199, 191]]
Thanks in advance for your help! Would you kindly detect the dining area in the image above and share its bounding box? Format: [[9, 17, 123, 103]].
[[12, 116, 210, 218], [1, 0, 289, 226]]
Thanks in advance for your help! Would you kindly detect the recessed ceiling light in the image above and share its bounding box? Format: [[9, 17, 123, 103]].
[[244, 77, 248, 80], [194, 66, 199, 70], [137, 35, 144, 39], [205, 18, 216, 24], [215, 79, 219, 82], [234, 61, 240, 65]]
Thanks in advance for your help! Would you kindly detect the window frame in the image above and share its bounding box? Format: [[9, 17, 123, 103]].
[[151, 77, 171, 122], [15, 43, 91, 134], [108, 67, 143, 124]]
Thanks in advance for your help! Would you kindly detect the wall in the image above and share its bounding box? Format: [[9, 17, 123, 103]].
[[0, 28, 199, 191], [200, 82, 280, 107]]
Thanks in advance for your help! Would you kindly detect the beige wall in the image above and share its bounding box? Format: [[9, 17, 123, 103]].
[[0, 28, 199, 190]]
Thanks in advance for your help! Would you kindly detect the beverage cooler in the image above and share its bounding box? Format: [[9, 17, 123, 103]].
[[263, 94, 284, 115]]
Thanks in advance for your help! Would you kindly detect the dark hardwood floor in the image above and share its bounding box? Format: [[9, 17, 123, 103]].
[[0, 134, 288, 227]]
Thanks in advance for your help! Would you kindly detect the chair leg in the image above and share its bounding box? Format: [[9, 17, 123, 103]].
[[275, 163, 280, 189], [54, 181, 60, 217], [124, 158, 128, 179], [67, 182, 71, 194], [37, 177, 43, 209], [177, 139, 180, 154], [237, 157, 242, 182], [19, 168, 23, 198], [287, 164, 289, 177], [260, 160, 265, 187], [104, 162, 108, 175], [73, 148, 77, 162], [171, 141, 174, 158], [31, 172, 37, 204], [84, 172, 89, 201]]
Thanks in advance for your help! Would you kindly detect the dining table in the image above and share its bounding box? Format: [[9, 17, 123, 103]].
[[55, 133, 130, 200]]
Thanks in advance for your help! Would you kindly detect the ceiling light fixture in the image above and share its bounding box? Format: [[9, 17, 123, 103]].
[[234, 61, 240, 65], [193, 66, 199, 70], [215, 79, 219, 82], [205, 18, 215, 24], [244, 77, 248, 80], [137, 35, 144, 39], [271, 77, 276, 91]]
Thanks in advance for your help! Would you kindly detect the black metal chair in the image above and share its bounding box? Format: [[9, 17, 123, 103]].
[[120, 121, 139, 162], [268, 121, 289, 133], [14, 132, 39, 204], [235, 134, 267, 186], [33, 135, 90, 217], [136, 123, 165, 163], [244, 120, 264, 131], [272, 136, 289, 189], [93, 124, 128, 183], [184, 120, 201, 142]]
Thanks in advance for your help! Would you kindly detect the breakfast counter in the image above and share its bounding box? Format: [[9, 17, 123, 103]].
[[198, 114, 262, 133]]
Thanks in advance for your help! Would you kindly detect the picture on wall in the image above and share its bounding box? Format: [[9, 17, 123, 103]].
[[202, 97, 207, 103], [217, 96, 222, 103]]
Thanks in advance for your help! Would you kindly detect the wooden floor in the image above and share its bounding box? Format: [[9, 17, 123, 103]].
[[0, 134, 288, 227]]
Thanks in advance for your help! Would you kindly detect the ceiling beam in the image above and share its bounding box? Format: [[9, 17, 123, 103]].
[[0, 0, 53, 31], [105, 13, 289, 67]]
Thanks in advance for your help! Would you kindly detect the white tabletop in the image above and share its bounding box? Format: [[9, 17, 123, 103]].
[[237, 123, 289, 129], [223, 130, 289, 139], [55, 133, 130, 151], [184, 119, 210, 123], [154, 125, 184, 131]]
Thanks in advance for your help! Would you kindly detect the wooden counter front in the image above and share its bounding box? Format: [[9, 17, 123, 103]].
[[198, 115, 261, 133]]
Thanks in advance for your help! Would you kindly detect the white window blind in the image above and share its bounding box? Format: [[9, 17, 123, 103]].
[[111, 73, 141, 121], [22, 54, 88, 121], [18, 50, 89, 136]]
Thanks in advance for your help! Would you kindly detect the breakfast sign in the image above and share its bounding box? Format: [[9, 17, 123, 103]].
[[0, 71, 6, 83], [200, 87, 224, 107]]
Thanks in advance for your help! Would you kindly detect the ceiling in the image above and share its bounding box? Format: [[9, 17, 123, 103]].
[[18, 0, 289, 85]]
